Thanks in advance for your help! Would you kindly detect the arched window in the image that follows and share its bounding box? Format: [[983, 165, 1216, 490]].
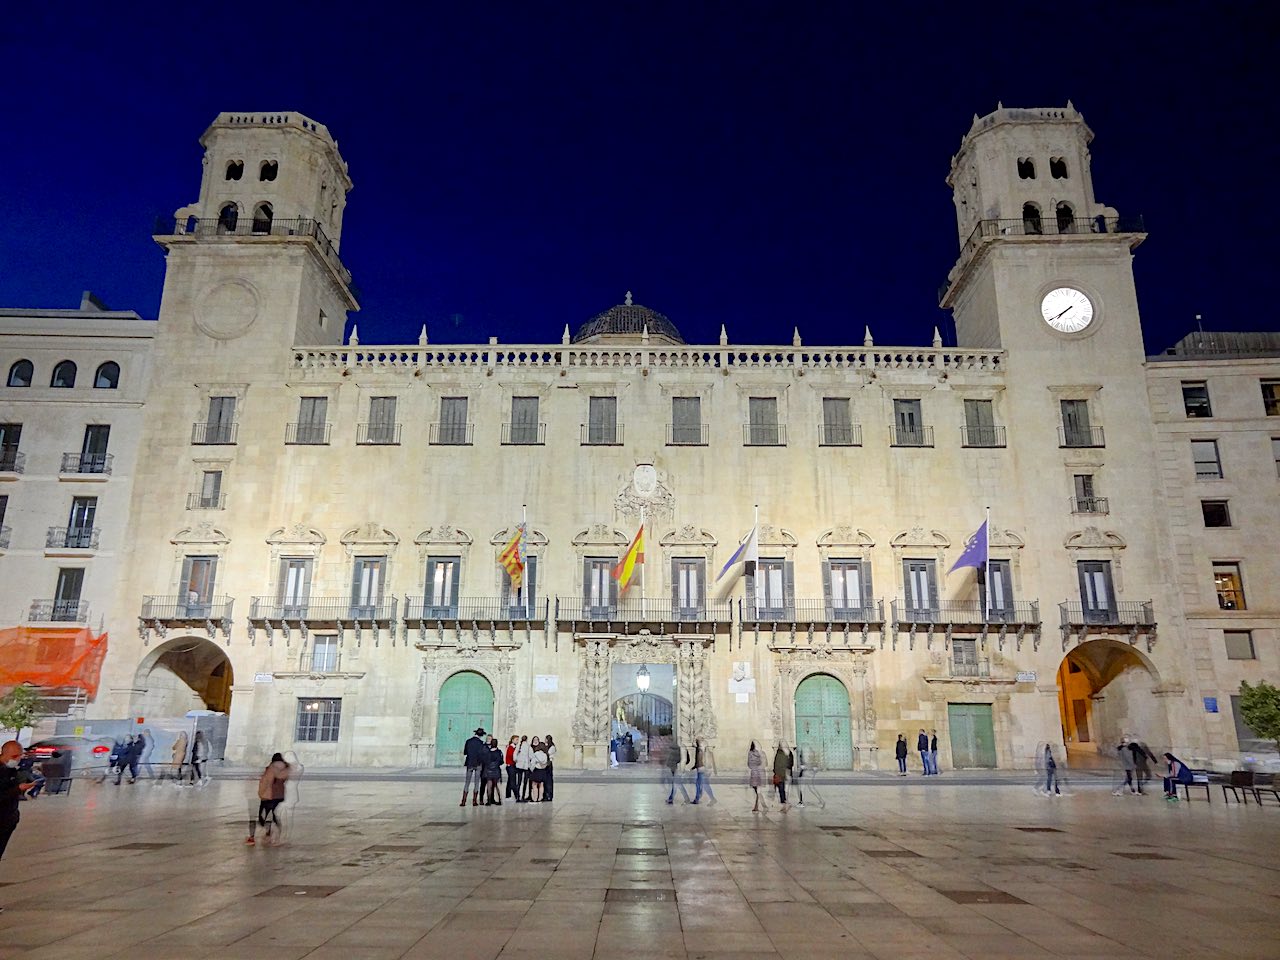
[[225, 160, 244, 181], [1056, 201, 1075, 234], [1022, 202, 1043, 235], [94, 361, 120, 389], [7, 359, 33, 387], [251, 202, 273, 234], [1017, 157, 1036, 180], [259, 160, 278, 182], [217, 203, 239, 234], [1050, 157, 1069, 179], [50, 360, 77, 388]]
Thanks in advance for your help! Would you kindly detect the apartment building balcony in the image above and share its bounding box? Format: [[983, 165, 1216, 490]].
[[139, 595, 235, 639], [960, 425, 1006, 448], [191, 422, 238, 445], [1059, 600, 1157, 649], [29, 600, 90, 624], [556, 597, 732, 633], [285, 422, 331, 445], [0, 451, 25, 477], [1058, 425, 1105, 448], [502, 422, 546, 445], [1070, 496, 1110, 515], [45, 526, 100, 554], [429, 422, 474, 445], [59, 453, 113, 477], [666, 423, 709, 446], [890, 424, 934, 447], [357, 422, 402, 445]]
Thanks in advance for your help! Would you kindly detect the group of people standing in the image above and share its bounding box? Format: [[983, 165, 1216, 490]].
[[462, 728, 556, 806], [893, 730, 940, 775]]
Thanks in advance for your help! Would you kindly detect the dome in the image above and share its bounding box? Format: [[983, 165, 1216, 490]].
[[571, 295, 684, 345]]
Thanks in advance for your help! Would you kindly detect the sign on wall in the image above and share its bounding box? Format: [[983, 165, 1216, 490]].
[[535, 674, 559, 692]]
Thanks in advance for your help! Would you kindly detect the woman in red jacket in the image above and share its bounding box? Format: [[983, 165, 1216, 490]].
[[505, 736, 519, 800]]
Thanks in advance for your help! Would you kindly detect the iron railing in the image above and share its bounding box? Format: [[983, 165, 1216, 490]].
[[141, 595, 235, 621], [950, 659, 991, 678], [60, 452, 113, 475], [285, 422, 331, 445], [892, 600, 1040, 627], [46, 526, 100, 550], [191, 422, 238, 445], [581, 423, 624, 445], [556, 597, 732, 624], [1070, 496, 1110, 515], [820, 423, 862, 446], [743, 423, 787, 446], [890, 424, 934, 447], [738, 598, 885, 625], [186, 492, 226, 510], [156, 216, 355, 291], [666, 423, 709, 446], [429, 422, 474, 445], [404, 596, 549, 622], [357, 422, 402, 445], [960, 425, 1006, 448], [0, 451, 25, 473], [248, 596, 398, 621], [1058, 425, 1105, 448], [29, 600, 89, 623], [501, 422, 546, 445], [1059, 600, 1155, 628]]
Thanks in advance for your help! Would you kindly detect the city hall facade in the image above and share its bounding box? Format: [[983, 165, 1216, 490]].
[[3, 105, 1277, 769]]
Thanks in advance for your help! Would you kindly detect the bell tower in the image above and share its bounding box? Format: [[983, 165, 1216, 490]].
[[153, 111, 358, 379]]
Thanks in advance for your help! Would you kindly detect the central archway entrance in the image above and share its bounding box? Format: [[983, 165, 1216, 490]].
[[132, 635, 233, 717], [794, 673, 853, 769], [435, 671, 494, 766], [610, 662, 675, 763], [1057, 640, 1166, 764]]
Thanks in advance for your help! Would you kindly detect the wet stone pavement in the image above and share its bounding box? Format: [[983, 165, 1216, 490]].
[[0, 774, 1277, 959]]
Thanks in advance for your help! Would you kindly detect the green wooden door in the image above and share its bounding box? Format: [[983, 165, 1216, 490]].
[[794, 674, 853, 769], [435, 671, 494, 767], [947, 703, 997, 768]]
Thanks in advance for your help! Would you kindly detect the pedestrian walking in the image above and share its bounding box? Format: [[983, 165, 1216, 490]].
[[461, 727, 487, 807], [505, 736, 519, 800], [772, 744, 790, 809], [895, 734, 908, 775], [790, 744, 806, 806], [1130, 739, 1156, 793], [665, 739, 691, 804], [516, 735, 533, 802], [483, 738, 504, 805], [170, 730, 188, 784], [609, 735, 619, 768], [928, 730, 939, 775], [1041, 744, 1061, 796], [246, 752, 290, 845], [543, 734, 556, 802], [917, 729, 929, 775], [747, 741, 765, 812], [691, 738, 716, 804], [1, 740, 34, 865], [1114, 737, 1137, 795], [189, 731, 208, 785]]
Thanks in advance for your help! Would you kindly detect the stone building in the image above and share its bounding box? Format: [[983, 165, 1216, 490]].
[[10, 105, 1264, 769]]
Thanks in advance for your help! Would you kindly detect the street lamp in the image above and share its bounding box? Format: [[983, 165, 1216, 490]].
[[636, 665, 651, 761]]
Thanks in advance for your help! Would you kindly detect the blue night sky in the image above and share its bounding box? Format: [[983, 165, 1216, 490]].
[[1, 4, 1275, 352]]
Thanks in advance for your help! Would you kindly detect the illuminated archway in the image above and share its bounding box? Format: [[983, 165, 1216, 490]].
[[131, 635, 233, 717], [1056, 639, 1165, 761]]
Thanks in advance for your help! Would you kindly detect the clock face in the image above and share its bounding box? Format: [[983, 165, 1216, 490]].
[[1040, 287, 1094, 333]]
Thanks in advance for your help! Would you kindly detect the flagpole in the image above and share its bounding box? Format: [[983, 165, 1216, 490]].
[[753, 503, 759, 618], [640, 504, 647, 618], [984, 505, 991, 622], [520, 503, 528, 610]]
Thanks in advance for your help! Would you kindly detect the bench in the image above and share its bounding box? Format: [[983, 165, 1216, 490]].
[[1179, 770, 1211, 802], [1252, 773, 1280, 805], [1221, 770, 1255, 804]]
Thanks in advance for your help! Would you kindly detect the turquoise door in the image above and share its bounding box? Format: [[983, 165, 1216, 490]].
[[435, 671, 494, 767], [794, 674, 853, 769], [948, 703, 997, 768]]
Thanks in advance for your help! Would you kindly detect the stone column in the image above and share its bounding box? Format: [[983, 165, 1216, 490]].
[[571, 639, 611, 767]]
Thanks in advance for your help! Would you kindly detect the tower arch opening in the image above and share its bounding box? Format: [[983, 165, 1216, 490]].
[[1017, 157, 1036, 179], [1022, 202, 1043, 235], [217, 203, 239, 233], [1056, 201, 1076, 233], [251, 202, 273, 234], [225, 160, 244, 181]]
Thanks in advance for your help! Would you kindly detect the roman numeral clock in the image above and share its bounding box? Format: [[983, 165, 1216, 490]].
[[1040, 286, 1095, 334]]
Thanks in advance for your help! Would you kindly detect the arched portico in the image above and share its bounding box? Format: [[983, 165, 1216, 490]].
[[130, 634, 233, 717], [1056, 638, 1168, 761]]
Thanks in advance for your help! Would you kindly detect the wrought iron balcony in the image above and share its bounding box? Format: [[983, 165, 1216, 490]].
[[285, 422, 331, 445], [186, 492, 226, 510], [404, 596, 549, 624], [1059, 600, 1156, 631], [960, 425, 1006, 448], [248, 596, 398, 623], [1058, 425, 1105, 448], [949, 658, 991, 678], [890, 424, 934, 447], [429, 422, 474, 445], [580, 423, 623, 445], [743, 423, 786, 446], [738, 598, 885, 626], [155, 216, 354, 291], [556, 597, 732, 628], [1070, 495, 1110, 515], [29, 599, 89, 623], [357, 422, 402, 445], [46, 526, 100, 550], [891, 600, 1041, 629], [820, 423, 862, 446], [141, 595, 235, 622], [502, 422, 546, 445], [666, 423, 709, 446], [191, 421, 238, 445], [0, 451, 25, 474], [60, 452, 113, 475]]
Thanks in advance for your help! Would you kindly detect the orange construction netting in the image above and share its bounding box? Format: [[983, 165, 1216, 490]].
[[0, 626, 109, 697]]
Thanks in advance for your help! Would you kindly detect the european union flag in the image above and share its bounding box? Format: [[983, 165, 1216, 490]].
[[948, 520, 988, 573]]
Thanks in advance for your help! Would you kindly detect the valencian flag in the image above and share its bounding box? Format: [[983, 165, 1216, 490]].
[[497, 523, 526, 591], [948, 520, 988, 573], [611, 524, 645, 595]]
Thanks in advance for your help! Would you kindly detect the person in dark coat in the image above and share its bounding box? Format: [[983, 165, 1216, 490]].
[[461, 727, 487, 807], [895, 734, 908, 775], [916, 729, 929, 775], [1, 740, 34, 863], [483, 738, 504, 805]]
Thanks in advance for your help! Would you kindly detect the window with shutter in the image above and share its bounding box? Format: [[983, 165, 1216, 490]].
[[1077, 561, 1116, 621], [180, 556, 217, 616], [671, 397, 702, 445], [584, 557, 615, 616], [502, 555, 538, 616], [672, 558, 706, 618], [351, 556, 386, 617], [81, 425, 110, 471], [439, 397, 469, 444], [368, 397, 397, 444], [296, 397, 328, 444], [754, 559, 787, 618], [510, 396, 540, 444], [748, 397, 779, 445], [425, 555, 461, 616], [903, 559, 938, 617], [200, 470, 223, 508], [53, 568, 85, 620], [1060, 399, 1092, 446], [893, 399, 923, 444], [981, 559, 1014, 621], [311, 635, 338, 672], [207, 396, 236, 443], [963, 399, 997, 446], [826, 559, 863, 618], [279, 558, 313, 616], [822, 398, 852, 445], [588, 397, 618, 444]]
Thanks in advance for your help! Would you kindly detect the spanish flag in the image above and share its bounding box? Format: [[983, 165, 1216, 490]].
[[497, 524, 526, 591], [611, 524, 645, 595]]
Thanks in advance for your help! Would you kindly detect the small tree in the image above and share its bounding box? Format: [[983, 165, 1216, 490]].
[[0, 684, 40, 734], [1238, 680, 1280, 752]]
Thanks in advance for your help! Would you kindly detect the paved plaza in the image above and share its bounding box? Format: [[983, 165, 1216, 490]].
[[1, 772, 1278, 960]]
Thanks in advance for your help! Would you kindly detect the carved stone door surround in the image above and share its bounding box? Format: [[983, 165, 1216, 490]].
[[408, 647, 518, 767], [770, 651, 878, 770]]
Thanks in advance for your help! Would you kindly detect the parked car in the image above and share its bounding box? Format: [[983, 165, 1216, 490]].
[[29, 736, 115, 778]]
